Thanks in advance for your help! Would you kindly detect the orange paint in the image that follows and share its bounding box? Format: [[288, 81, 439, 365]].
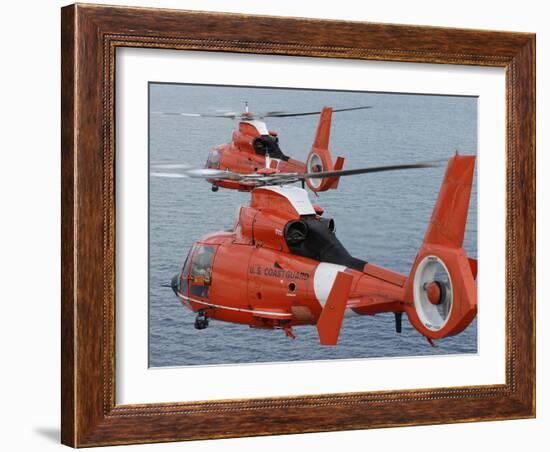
[[173, 154, 478, 345]]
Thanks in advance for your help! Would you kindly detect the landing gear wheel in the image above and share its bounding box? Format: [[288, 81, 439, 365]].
[[413, 255, 453, 332], [194, 310, 210, 330]]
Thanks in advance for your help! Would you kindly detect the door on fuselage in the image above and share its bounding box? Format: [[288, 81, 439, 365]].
[[188, 244, 217, 301]]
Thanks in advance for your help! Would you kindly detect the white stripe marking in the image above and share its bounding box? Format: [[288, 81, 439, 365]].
[[243, 119, 269, 135], [313, 263, 347, 307], [260, 186, 316, 216]]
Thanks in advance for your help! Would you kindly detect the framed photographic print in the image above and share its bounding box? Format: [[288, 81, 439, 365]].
[[61, 3, 535, 447]]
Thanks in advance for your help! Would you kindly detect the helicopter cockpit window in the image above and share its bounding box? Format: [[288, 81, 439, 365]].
[[179, 253, 192, 296], [190, 245, 216, 298], [252, 135, 290, 161], [206, 148, 221, 169]]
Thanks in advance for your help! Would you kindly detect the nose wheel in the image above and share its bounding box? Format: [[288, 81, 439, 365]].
[[194, 310, 210, 330]]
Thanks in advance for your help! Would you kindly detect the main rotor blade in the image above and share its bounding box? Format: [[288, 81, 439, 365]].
[[184, 168, 250, 181], [150, 172, 188, 178], [152, 167, 257, 181], [153, 111, 240, 118], [152, 169, 251, 183], [151, 159, 442, 187], [302, 161, 440, 179], [153, 106, 372, 120], [150, 163, 192, 169], [265, 105, 372, 118]]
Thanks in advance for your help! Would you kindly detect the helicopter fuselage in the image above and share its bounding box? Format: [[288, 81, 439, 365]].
[[171, 186, 406, 335], [205, 120, 307, 191]]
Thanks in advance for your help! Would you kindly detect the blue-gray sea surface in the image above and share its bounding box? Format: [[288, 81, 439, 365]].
[[148, 83, 478, 367]]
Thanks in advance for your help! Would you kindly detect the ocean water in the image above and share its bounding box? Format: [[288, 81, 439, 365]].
[[148, 83, 478, 367]]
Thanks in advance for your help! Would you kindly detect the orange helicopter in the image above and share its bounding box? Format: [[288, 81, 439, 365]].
[[155, 103, 371, 193], [153, 107, 477, 346]]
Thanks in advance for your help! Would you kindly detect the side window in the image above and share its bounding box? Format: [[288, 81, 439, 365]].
[[179, 251, 192, 296], [190, 245, 216, 298]]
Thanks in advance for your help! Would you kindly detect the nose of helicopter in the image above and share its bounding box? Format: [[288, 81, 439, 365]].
[[170, 273, 180, 296]]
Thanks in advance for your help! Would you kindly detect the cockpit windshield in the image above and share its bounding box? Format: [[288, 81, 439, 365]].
[[179, 245, 216, 299], [189, 245, 216, 298]]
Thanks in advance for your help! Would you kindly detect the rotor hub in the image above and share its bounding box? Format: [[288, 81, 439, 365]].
[[257, 167, 277, 175], [425, 281, 442, 305]]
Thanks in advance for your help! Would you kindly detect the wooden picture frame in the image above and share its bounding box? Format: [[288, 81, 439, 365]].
[[61, 3, 535, 447]]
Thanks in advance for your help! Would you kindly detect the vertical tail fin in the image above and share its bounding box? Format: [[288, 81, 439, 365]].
[[424, 155, 475, 248], [405, 155, 477, 340], [313, 107, 332, 149]]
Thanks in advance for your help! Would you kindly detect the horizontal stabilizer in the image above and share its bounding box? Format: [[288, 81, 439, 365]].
[[316, 271, 354, 345], [326, 156, 345, 190]]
